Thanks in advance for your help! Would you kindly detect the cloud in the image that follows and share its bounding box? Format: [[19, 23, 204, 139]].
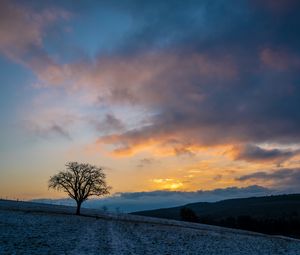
[[32, 50, 237, 101], [91, 114, 125, 134], [5, 0, 300, 157], [137, 158, 156, 168], [50, 125, 72, 140], [32, 185, 274, 213], [237, 168, 300, 191], [230, 144, 300, 164], [26, 122, 72, 141], [0, 0, 69, 75], [260, 48, 300, 71], [23, 107, 76, 141], [254, 0, 299, 13]]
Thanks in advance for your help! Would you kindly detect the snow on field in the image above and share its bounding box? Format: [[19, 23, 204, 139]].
[[1, 200, 300, 255]]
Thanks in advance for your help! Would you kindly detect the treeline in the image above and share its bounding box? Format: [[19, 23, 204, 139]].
[[180, 207, 300, 238]]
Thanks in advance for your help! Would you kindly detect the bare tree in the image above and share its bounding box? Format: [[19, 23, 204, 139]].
[[49, 162, 111, 215]]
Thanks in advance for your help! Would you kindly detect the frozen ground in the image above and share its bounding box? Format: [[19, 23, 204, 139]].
[[1, 200, 300, 255]]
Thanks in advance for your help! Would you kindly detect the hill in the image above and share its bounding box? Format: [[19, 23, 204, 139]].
[[1, 199, 300, 254], [132, 194, 300, 238]]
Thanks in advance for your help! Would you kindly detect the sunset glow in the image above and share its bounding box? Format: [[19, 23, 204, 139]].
[[1, 0, 300, 202]]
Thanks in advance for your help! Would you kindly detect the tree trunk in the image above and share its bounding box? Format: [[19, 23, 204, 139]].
[[76, 201, 82, 215]]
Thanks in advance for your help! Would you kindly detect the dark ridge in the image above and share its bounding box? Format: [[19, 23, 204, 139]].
[[132, 194, 300, 238]]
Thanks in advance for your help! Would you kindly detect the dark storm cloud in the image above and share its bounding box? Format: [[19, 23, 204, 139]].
[[232, 144, 300, 164], [5, 1, 300, 151], [237, 168, 300, 191], [93, 0, 300, 154], [97, 0, 300, 57]]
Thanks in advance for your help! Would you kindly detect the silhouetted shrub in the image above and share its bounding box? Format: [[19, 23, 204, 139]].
[[180, 207, 198, 222]]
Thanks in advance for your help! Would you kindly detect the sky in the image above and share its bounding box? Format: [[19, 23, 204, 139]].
[[1, 0, 300, 206]]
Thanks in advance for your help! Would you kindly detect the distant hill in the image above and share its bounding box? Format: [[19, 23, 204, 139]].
[[132, 194, 300, 238]]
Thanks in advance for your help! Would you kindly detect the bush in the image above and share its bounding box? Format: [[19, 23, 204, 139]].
[[180, 207, 198, 222]]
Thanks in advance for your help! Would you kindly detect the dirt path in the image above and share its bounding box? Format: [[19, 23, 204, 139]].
[[68, 219, 143, 255], [68, 221, 100, 255]]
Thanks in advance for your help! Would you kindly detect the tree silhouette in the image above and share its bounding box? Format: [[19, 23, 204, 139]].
[[180, 207, 198, 222], [49, 162, 110, 215]]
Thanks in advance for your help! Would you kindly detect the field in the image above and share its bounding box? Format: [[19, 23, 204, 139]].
[[1, 200, 300, 255]]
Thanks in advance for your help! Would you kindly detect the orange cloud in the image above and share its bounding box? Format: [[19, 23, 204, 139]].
[[96, 130, 221, 157]]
